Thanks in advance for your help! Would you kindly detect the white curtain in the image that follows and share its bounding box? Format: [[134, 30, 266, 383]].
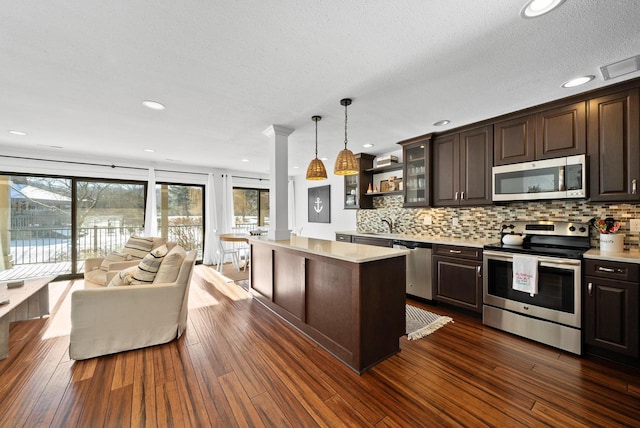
[[288, 179, 296, 231], [202, 173, 219, 265], [221, 174, 234, 233], [0, 176, 9, 271], [143, 168, 158, 236]]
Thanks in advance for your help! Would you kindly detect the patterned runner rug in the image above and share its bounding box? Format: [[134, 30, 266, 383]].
[[406, 304, 453, 340]]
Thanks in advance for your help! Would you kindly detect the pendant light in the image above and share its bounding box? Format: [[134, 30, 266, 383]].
[[334, 98, 359, 176], [306, 115, 327, 180]]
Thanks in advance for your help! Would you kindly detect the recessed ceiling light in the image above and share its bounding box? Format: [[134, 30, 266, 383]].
[[561, 75, 595, 88], [241, 158, 249, 162], [142, 100, 166, 110], [320, 157, 329, 161], [363, 143, 374, 148], [433, 120, 450, 126], [8, 130, 28, 136], [144, 149, 155, 153], [293, 166, 300, 169], [520, 0, 565, 18]]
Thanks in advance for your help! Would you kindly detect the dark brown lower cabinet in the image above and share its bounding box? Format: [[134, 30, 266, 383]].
[[584, 260, 639, 360], [432, 245, 483, 313]]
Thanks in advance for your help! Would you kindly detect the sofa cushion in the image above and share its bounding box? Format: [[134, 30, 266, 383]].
[[123, 235, 155, 259], [84, 268, 107, 286], [131, 245, 169, 284], [154, 245, 186, 284], [99, 251, 132, 271], [107, 266, 138, 287]]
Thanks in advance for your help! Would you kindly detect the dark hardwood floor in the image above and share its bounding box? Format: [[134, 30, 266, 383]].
[[1, 265, 639, 427]]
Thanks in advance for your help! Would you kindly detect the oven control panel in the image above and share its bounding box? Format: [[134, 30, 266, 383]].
[[501, 221, 589, 237]]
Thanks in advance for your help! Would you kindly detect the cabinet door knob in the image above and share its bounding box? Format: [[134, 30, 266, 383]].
[[588, 282, 593, 296]]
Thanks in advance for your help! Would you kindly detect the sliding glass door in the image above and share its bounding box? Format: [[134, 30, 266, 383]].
[[1, 175, 72, 276], [75, 179, 146, 264], [1, 173, 205, 280]]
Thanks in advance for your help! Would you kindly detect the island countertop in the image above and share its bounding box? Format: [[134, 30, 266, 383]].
[[248, 235, 408, 263], [335, 231, 493, 248]]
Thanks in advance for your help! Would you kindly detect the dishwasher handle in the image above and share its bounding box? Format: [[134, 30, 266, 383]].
[[392, 240, 432, 250]]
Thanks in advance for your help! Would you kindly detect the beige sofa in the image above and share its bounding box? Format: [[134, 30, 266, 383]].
[[83, 236, 166, 288], [69, 248, 197, 360]]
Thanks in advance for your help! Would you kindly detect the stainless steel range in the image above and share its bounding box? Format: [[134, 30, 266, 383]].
[[483, 220, 591, 354]]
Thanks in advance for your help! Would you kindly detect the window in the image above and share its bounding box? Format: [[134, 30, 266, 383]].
[[76, 179, 146, 263], [233, 187, 269, 231], [156, 184, 204, 258]]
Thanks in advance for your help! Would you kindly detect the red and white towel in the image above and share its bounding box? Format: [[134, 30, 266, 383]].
[[512, 255, 538, 296]]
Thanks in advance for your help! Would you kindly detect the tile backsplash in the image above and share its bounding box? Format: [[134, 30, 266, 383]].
[[356, 196, 640, 250]]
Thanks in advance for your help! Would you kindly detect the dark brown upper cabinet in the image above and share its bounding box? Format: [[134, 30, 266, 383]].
[[588, 88, 640, 202], [398, 133, 432, 207], [494, 102, 586, 165], [535, 102, 586, 159], [433, 125, 492, 206], [494, 115, 535, 165]]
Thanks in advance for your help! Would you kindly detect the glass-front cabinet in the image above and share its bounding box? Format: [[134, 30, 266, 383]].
[[398, 133, 432, 207], [343, 153, 374, 209]]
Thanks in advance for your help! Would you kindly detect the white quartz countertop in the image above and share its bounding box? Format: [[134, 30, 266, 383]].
[[249, 236, 409, 263], [336, 231, 493, 248], [584, 248, 640, 264]]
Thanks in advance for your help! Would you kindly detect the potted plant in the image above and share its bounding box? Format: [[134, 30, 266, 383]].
[[591, 217, 624, 252]]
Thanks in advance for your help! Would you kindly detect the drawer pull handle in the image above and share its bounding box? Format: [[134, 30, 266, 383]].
[[588, 282, 593, 296], [449, 249, 461, 254], [597, 267, 615, 273], [476, 265, 482, 277]]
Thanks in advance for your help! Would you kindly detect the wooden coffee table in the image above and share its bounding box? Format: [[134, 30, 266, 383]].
[[0, 276, 54, 359]]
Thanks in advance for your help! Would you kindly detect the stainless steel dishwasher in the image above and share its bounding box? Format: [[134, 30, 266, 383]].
[[392, 240, 432, 300]]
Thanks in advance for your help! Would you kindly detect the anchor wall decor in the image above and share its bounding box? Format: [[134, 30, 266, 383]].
[[308, 185, 331, 223]]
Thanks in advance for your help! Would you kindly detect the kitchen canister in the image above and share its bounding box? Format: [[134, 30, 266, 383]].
[[599, 233, 624, 252]]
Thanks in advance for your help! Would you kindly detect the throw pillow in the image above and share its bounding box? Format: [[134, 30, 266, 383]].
[[123, 235, 155, 259], [107, 266, 138, 287], [131, 244, 169, 284], [99, 251, 132, 271], [154, 245, 186, 283]]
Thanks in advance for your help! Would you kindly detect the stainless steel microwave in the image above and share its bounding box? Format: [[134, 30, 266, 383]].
[[492, 154, 586, 201]]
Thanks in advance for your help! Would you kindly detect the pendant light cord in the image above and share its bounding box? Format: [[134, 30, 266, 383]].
[[315, 118, 319, 158], [344, 102, 348, 149]]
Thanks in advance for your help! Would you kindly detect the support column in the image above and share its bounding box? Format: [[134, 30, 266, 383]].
[[262, 125, 294, 241], [0, 176, 12, 270]]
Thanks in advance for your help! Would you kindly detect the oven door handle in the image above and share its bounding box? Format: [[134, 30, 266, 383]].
[[539, 261, 580, 270], [484, 250, 581, 267]]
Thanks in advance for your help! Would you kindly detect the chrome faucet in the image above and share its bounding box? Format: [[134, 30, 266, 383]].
[[381, 217, 393, 234]]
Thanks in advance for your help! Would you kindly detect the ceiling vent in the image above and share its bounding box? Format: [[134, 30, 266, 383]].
[[600, 55, 640, 80]]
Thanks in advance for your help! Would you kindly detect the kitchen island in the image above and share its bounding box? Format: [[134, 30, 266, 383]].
[[249, 236, 408, 373]]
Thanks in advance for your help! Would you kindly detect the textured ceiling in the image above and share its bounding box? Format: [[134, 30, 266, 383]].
[[1, 1, 639, 176]]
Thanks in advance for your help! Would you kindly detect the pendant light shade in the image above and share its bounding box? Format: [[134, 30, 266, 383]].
[[334, 98, 359, 176], [306, 115, 327, 180]]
